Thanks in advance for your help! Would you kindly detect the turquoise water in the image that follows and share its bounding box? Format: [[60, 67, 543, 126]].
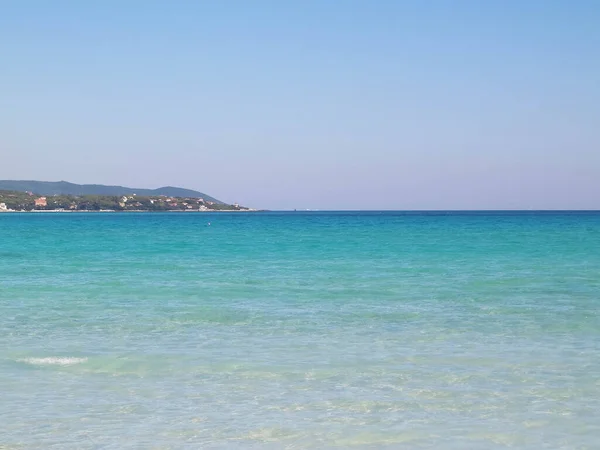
[[1, 211, 600, 449]]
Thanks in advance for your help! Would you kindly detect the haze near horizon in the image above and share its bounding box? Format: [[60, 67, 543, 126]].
[[1, 1, 599, 210]]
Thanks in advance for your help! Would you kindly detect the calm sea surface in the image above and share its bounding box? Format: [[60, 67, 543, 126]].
[[1, 212, 599, 449]]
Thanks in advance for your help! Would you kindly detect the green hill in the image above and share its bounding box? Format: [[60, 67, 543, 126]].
[[0, 180, 223, 204]]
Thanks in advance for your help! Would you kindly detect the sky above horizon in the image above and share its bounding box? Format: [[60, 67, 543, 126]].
[[1, 1, 599, 210]]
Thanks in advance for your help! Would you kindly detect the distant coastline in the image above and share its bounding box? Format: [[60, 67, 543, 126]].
[[0, 189, 255, 213], [0, 180, 223, 203], [2, 209, 258, 213]]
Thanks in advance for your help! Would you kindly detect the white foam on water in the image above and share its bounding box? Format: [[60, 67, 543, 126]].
[[18, 357, 88, 366]]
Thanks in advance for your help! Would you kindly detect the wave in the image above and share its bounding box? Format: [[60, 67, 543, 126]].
[[17, 357, 88, 366]]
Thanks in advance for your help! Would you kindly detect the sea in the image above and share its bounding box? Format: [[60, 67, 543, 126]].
[[1, 211, 599, 449]]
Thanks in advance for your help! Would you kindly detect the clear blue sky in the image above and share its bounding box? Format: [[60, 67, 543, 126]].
[[1, 0, 599, 209]]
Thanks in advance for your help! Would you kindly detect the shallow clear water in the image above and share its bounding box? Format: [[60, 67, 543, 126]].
[[1, 212, 600, 449]]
